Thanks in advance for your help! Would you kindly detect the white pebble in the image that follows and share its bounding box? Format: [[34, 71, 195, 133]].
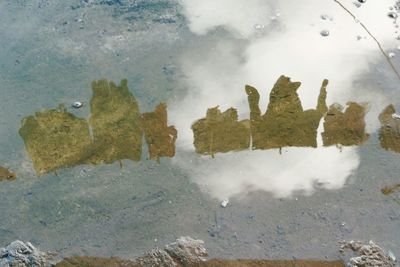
[[220, 199, 229, 208]]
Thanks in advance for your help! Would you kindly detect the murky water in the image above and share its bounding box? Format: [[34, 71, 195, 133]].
[[0, 0, 400, 262]]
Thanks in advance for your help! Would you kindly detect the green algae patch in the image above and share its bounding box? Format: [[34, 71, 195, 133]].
[[88, 79, 142, 164], [322, 102, 369, 147], [381, 184, 400, 195], [142, 103, 177, 161], [192, 107, 250, 156], [379, 104, 400, 153], [246, 76, 328, 150], [19, 106, 93, 176], [0, 166, 16, 181]]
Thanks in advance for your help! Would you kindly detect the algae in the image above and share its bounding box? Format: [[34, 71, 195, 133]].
[[246, 75, 328, 150], [322, 102, 369, 146], [192, 107, 250, 156], [378, 104, 400, 153], [141, 103, 177, 161], [0, 166, 16, 181]]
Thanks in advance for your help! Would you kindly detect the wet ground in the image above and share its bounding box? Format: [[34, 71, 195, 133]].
[[0, 0, 399, 262]]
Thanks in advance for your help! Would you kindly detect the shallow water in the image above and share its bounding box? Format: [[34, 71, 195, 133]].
[[0, 0, 400, 262]]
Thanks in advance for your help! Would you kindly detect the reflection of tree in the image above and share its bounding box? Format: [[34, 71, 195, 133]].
[[88, 79, 142, 164], [379, 104, 400, 153], [19, 79, 176, 176], [19, 106, 93, 175], [246, 75, 328, 150], [193, 75, 370, 156], [142, 103, 177, 162], [322, 102, 369, 147], [192, 107, 250, 157]]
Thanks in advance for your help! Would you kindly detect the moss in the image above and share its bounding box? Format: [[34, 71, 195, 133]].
[[141, 103, 177, 161], [322, 102, 369, 146], [192, 107, 250, 156], [0, 166, 16, 181], [246, 76, 327, 150], [378, 104, 400, 153]]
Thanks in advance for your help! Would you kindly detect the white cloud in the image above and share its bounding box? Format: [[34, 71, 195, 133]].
[[172, 0, 398, 199]]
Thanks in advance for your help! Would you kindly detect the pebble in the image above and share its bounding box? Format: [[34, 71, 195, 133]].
[[391, 113, 400, 119], [320, 30, 330, 37], [253, 24, 265, 30], [389, 52, 396, 58], [71, 101, 83, 109], [220, 199, 229, 208], [388, 12, 398, 19], [320, 14, 333, 21]]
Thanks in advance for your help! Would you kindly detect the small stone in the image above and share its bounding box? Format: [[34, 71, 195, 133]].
[[71, 101, 83, 109], [320, 14, 333, 21], [391, 113, 400, 119], [388, 12, 398, 19], [389, 52, 396, 58], [388, 250, 396, 262], [220, 199, 229, 208], [253, 24, 265, 30], [320, 30, 330, 37]]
